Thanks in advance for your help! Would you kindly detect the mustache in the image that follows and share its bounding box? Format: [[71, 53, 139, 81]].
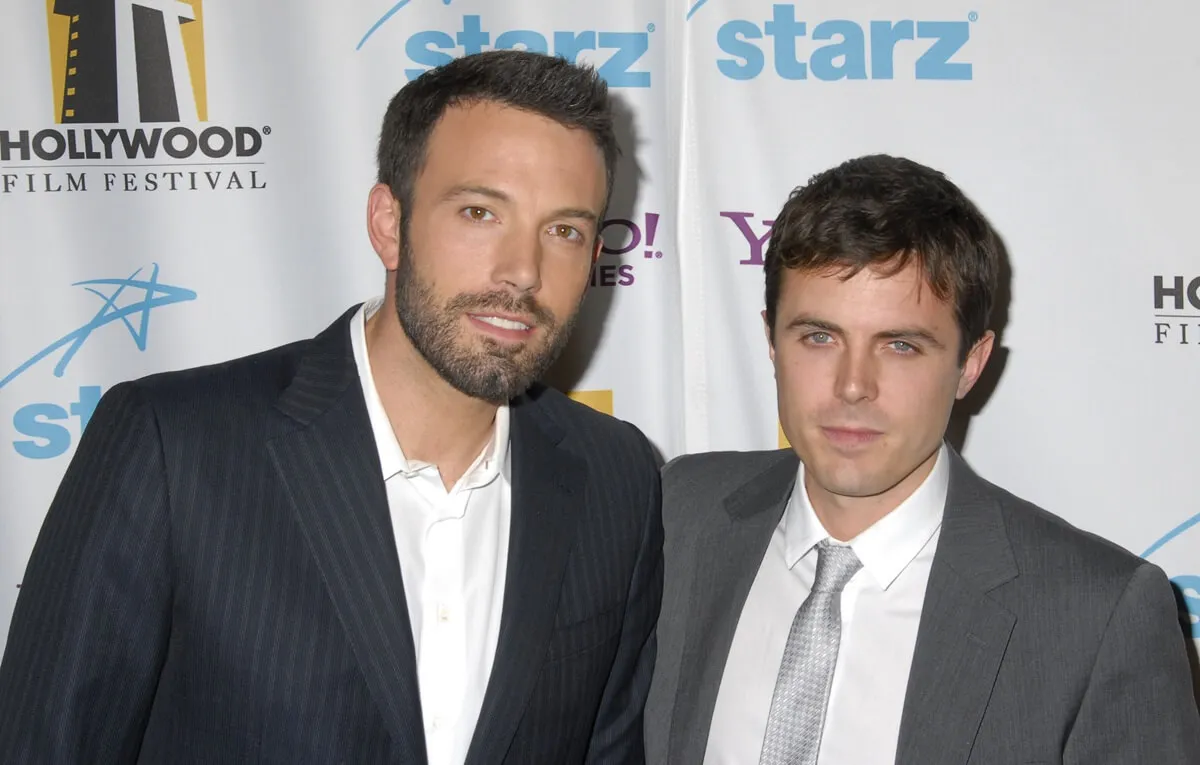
[[446, 290, 556, 328]]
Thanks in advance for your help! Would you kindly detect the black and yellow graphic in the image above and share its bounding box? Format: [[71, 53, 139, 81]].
[[45, 0, 207, 123], [567, 390, 615, 417]]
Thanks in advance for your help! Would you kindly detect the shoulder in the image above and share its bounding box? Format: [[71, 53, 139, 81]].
[[662, 448, 796, 497], [516, 385, 661, 543], [985, 482, 1188, 680], [946, 450, 1148, 590], [656, 449, 795, 546], [114, 336, 311, 426], [119, 306, 359, 419], [989, 481, 1148, 587], [961, 466, 1161, 616], [516, 383, 658, 472]]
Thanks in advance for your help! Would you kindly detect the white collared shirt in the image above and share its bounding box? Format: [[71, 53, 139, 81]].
[[705, 445, 951, 765], [350, 297, 512, 765]]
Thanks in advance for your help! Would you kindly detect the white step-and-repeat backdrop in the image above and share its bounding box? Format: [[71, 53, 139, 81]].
[[2, 0, 1197, 681]]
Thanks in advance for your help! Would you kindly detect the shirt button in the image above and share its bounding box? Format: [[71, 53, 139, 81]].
[[432, 716, 444, 731], [438, 604, 451, 623]]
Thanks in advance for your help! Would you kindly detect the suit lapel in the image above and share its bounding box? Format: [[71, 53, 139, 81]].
[[667, 453, 798, 765], [465, 391, 586, 765], [895, 447, 1019, 765], [266, 307, 428, 763]]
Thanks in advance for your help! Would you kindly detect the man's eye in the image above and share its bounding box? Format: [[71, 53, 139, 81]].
[[551, 224, 583, 242], [462, 207, 495, 222]]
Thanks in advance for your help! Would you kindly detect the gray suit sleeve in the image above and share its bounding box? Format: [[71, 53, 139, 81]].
[[1063, 562, 1200, 763]]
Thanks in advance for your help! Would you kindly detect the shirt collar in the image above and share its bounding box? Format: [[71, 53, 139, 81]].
[[349, 297, 510, 489], [783, 443, 950, 591]]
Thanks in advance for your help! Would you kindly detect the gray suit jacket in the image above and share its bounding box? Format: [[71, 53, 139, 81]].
[[645, 446, 1200, 764]]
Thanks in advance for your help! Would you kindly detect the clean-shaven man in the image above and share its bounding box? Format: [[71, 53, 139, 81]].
[[646, 154, 1200, 764]]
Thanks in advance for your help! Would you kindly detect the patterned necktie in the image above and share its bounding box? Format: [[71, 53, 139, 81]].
[[759, 539, 863, 765]]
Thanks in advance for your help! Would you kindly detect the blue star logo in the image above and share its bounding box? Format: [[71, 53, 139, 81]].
[[0, 264, 197, 391]]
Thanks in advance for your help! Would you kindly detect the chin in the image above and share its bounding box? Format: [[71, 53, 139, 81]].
[[831, 482, 894, 499], [809, 461, 889, 498]]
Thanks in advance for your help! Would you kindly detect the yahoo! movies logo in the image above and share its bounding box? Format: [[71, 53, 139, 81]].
[[1, 264, 196, 460], [593, 213, 665, 288], [688, 1, 975, 82], [356, 0, 654, 87], [721, 210, 775, 266]]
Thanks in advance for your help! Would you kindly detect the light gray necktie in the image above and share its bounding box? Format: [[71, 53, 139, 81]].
[[759, 539, 863, 765]]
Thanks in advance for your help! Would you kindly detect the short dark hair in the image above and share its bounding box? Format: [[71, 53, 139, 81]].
[[376, 50, 619, 219], [763, 154, 1000, 362]]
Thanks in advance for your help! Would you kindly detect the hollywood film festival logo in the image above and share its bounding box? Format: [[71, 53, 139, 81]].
[[1153, 275, 1200, 346], [1, 264, 196, 460], [1, 1, 268, 196]]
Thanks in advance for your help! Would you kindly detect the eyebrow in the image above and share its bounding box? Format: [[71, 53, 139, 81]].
[[786, 317, 842, 334], [785, 316, 946, 349], [876, 328, 946, 349], [553, 208, 600, 224], [443, 185, 599, 224], [443, 184, 510, 203]]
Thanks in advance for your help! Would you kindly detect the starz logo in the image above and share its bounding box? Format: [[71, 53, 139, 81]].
[[2, 264, 196, 459]]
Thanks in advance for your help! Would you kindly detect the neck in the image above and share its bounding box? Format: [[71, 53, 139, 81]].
[[806, 447, 941, 541], [365, 304, 499, 489]]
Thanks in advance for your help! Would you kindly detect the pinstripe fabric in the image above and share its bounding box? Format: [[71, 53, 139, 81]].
[[0, 306, 664, 765]]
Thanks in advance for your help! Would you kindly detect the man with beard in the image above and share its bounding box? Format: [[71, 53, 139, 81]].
[[0, 51, 663, 765]]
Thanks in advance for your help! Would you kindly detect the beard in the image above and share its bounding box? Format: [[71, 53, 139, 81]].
[[393, 237, 581, 405]]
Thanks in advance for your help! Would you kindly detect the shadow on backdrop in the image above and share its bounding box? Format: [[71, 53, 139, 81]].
[[944, 226, 1200, 708], [1168, 581, 1200, 710], [945, 229, 1013, 454], [543, 93, 664, 465]]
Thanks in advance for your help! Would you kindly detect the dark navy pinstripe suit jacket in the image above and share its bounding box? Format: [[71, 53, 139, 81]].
[[0, 306, 664, 764]]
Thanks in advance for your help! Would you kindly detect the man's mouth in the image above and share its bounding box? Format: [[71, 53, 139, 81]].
[[471, 314, 532, 331]]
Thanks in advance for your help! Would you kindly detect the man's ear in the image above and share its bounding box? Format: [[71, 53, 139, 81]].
[[763, 309, 776, 363], [367, 183, 402, 271], [956, 330, 996, 399]]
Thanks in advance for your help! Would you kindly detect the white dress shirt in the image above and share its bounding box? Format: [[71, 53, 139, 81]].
[[705, 445, 950, 765], [350, 298, 511, 765]]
